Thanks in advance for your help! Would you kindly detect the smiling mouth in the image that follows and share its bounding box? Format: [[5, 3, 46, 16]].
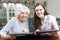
[[22, 16, 27, 18]]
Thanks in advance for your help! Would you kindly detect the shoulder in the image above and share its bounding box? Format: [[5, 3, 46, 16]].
[[7, 17, 17, 23], [45, 15, 56, 20]]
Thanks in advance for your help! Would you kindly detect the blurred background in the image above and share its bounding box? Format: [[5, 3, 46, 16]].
[[0, 0, 60, 29]]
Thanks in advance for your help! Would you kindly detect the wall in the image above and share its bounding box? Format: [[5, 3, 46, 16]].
[[35, 0, 60, 18], [47, 0, 60, 18]]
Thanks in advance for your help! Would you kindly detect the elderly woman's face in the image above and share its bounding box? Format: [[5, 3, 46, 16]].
[[18, 12, 29, 22], [35, 5, 45, 18]]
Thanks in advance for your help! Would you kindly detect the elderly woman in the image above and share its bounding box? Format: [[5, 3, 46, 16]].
[[0, 4, 30, 39]]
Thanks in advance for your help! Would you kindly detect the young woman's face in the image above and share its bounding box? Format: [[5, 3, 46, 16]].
[[18, 12, 29, 22], [35, 5, 45, 18]]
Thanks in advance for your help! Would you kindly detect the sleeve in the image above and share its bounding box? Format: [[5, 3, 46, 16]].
[[0, 18, 14, 35], [50, 16, 59, 30]]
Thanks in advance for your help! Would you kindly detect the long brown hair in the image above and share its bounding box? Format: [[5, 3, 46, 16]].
[[34, 3, 49, 30]]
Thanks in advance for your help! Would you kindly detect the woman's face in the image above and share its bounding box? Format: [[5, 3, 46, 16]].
[[18, 12, 29, 22], [35, 5, 45, 18]]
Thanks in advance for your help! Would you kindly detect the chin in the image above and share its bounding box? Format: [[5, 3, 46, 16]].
[[38, 16, 41, 18], [22, 19, 27, 21]]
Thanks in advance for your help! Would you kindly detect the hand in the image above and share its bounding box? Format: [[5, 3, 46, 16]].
[[0, 34, 11, 39], [9, 34, 16, 39], [57, 31, 60, 38], [50, 32, 59, 37], [34, 29, 40, 35], [22, 29, 29, 33], [35, 29, 40, 32]]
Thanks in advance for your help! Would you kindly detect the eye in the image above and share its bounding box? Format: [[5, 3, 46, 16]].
[[35, 10, 38, 12], [25, 13, 29, 16], [21, 12, 24, 14], [39, 9, 42, 11], [26, 13, 28, 14]]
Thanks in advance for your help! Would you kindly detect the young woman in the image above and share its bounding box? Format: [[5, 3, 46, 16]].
[[0, 4, 30, 39], [34, 3, 60, 40]]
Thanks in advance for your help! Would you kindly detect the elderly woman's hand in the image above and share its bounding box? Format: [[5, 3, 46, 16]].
[[0, 34, 11, 39], [0, 34, 16, 39], [22, 28, 29, 33]]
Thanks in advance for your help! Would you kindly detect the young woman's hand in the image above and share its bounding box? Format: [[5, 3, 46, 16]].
[[34, 29, 40, 35], [35, 29, 40, 32], [50, 32, 59, 37]]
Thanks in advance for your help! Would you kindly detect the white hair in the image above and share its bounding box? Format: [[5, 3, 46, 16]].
[[15, 4, 30, 17]]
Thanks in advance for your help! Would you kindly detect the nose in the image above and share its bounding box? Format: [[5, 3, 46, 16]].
[[22, 13, 27, 17], [22, 14, 25, 17], [23, 13, 26, 16], [38, 10, 41, 13], [37, 10, 42, 15]]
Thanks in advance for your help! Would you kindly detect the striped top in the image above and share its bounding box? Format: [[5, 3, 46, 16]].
[[0, 17, 29, 35]]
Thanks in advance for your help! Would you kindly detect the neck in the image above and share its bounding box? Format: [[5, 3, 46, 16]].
[[18, 18, 24, 23], [40, 16, 45, 21], [20, 20, 24, 23]]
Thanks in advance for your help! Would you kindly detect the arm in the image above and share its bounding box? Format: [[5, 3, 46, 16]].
[[50, 16, 59, 37], [51, 16, 59, 30], [0, 18, 14, 39]]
